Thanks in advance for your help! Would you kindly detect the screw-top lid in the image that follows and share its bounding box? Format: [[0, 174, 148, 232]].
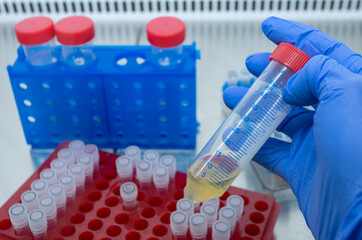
[[146, 17, 185, 48], [55, 16, 95, 45], [269, 42, 310, 72], [15, 16, 55, 46]]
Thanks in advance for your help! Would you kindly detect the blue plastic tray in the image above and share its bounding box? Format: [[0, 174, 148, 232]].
[[8, 44, 199, 149]]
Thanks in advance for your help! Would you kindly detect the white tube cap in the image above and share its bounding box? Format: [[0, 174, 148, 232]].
[[77, 155, 94, 177], [189, 213, 207, 239], [120, 182, 138, 201], [226, 195, 244, 220], [9, 204, 28, 228], [219, 207, 236, 231], [125, 145, 141, 167], [38, 196, 57, 219], [136, 160, 152, 182], [68, 164, 85, 187], [116, 156, 133, 180], [31, 179, 48, 198], [59, 174, 76, 196], [152, 165, 169, 189], [50, 159, 67, 179], [83, 144, 99, 167], [40, 168, 57, 187], [212, 220, 231, 240], [177, 198, 194, 219], [200, 203, 217, 226], [203, 197, 220, 210], [69, 140, 85, 158], [170, 211, 188, 235], [57, 148, 75, 167], [143, 150, 159, 167], [160, 155, 176, 178], [28, 209, 47, 234], [21, 191, 38, 213], [48, 184, 66, 208]]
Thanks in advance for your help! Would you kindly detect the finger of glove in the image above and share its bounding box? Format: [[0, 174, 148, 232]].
[[245, 52, 271, 77], [223, 86, 249, 109], [262, 16, 362, 74]]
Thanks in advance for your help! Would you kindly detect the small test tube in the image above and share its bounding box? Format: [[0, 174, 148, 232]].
[[8, 204, 29, 236], [31, 179, 48, 198], [120, 182, 138, 211], [136, 160, 153, 189], [21, 191, 38, 213], [184, 187, 200, 212], [170, 211, 188, 240], [116, 156, 133, 182], [59, 174, 76, 206], [177, 198, 194, 220], [83, 144, 100, 174], [40, 168, 57, 187], [226, 195, 244, 222], [77, 155, 94, 184], [143, 150, 159, 167], [200, 204, 218, 231], [68, 164, 85, 195], [125, 145, 141, 168], [160, 155, 176, 179], [212, 220, 230, 240], [203, 197, 220, 210], [49, 184, 66, 217], [218, 207, 236, 236], [57, 149, 75, 167], [38, 196, 57, 229], [28, 209, 47, 240], [190, 213, 207, 240], [153, 165, 169, 194], [69, 140, 85, 159], [50, 159, 67, 179]]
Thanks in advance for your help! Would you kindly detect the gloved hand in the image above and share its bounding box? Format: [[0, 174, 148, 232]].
[[223, 17, 362, 240]]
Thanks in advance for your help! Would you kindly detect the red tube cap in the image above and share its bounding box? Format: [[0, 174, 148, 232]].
[[15, 16, 55, 46], [269, 42, 310, 72], [146, 17, 185, 48], [55, 16, 95, 46]]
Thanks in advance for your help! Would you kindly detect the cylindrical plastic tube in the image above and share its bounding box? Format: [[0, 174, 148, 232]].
[[116, 156, 133, 182], [125, 145, 141, 168], [68, 164, 85, 195], [8, 204, 29, 236], [177, 198, 194, 220], [170, 211, 188, 240], [160, 155, 176, 179], [190, 213, 207, 240], [31, 179, 48, 198], [212, 220, 230, 240], [186, 43, 310, 203], [21, 191, 38, 213], [55, 16, 95, 66], [14, 16, 57, 66], [226, 195, 244, 222], [57, 149, 75, 168], [51, 159, 67, 179], [218, 207, 236, 235], [40, 168, 57, 187], [200, 204, 218, 228], [120, 182, 138, 211], [143, 150, 159, 168], [203, 197, 220, 210], [38, 196, 57, 229], [77, 155, 94, 184], [48, 184, 66, 217], [28, 209, 47, 240], [153, 166, 169, 194], [146, 17, 185, 67], [136, 160, 153, 189], [69, 140, 85, 159], [83, 144, 100, 174], [59, 174, 76, 206]]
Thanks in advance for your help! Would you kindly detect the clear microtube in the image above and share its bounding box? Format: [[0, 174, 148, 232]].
[[177, 198, 194, 220], [21, 191, 38, 213], [184, 187, 200, 212], [38, 196, 57, 229], [120, 182, 138, 211], [8, 204, 29, 236], [170, 211, 188, 240], [69, 140, 85, 159], [143, 150, 159, 167], [116, 156, 133, 182], [226, 195, 244, 221], [31, 179, 48, 198], [125, 145, 141, 168], [219, 207, 236, 235], [136, 160, 153, 189], [59, 174, 76, 206], [153, 165, 169, 194], [77, 155, 94, 184], [203, 197, 220, 210], [50, 159, 67, 179], [160, 155, 176, 179], [40, 168, 57, 187], [48, 184, 66, 217], [212, 220, 230, 240], [84, 144, 100, 174], [68, 164, 85, 195], [57, 148, 75, 167], [190, 213, 207, 240], [28, 209, 47, 240], [200, 204, 218, 227]]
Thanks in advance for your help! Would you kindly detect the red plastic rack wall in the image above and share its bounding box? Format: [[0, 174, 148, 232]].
[[0, 141, 281, 240]]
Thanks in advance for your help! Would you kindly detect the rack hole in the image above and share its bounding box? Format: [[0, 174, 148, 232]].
[[79, 231, 94, 240], [104, 171, 117, 180], [46, 99, 53, 106], [180, 82, 188, 89], [61, 225, 76, 236], [126, 231, 141, 240], [113, 186, 120, 196], [27, 116, 36, 123], [90, 99, 98, 107], [136, 57, 145, 64], [88, 219, 103, 231], [88, 82, 96, 89], [96, 181, 109, 190], [148, 196, 162, 207], [0, 219, 11, 230], [105, 197, 119, 207], [173, 191, 184, 200], [133, 82, 142, 89], [79, 202, 94, 213], [159, 99, 166, 106], [106, 225, 122, 237], [255, 201, 268, 211], [160, 213, 171, 224], [160, 132, 167, 138], [117, 132, 124, 138], [42, 82, 50, 89], [220, 191, 230, 200], [157, 82, 165, 90], [166, 201, 177, 212], [97, 208, 111, 218], [240, 195, 249, 205], [65, 82, 73, 89], [159, 116, 167, 123], [19, 83, 28, 89], [141, 207, 156, 218], [250, 212, 265, 223], [152, 225, 168, 237], [115, 213, 129, 224], [245, 224, 260, 236], [23, 100, 32, 107], [181, 99, 189, 107], [137, 191, 145, 201], [88, 191, 102, 202], [134, 219, 148, 230], [70, 213, 85, 224], [137, 116, 144, 123], [117, 58, 127, 66]]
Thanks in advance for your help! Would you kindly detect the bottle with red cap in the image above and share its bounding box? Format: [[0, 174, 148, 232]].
[[55, 16, 96, 66], [185, 42, 311, 203], [146, 16, 186, 67], [14, 16, 57, 66]]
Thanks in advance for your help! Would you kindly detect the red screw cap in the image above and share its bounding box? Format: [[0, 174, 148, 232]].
[[15, 16, 55, 46], [146, 17, 185, 48], [269, 42, 310, 72], [55, 16, 95, 46]]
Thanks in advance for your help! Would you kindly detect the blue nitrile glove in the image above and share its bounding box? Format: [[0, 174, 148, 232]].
[[223, 17, 362, 240]]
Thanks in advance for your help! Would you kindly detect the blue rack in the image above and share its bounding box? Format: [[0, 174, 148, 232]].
[[8, 43, 199, 149]]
